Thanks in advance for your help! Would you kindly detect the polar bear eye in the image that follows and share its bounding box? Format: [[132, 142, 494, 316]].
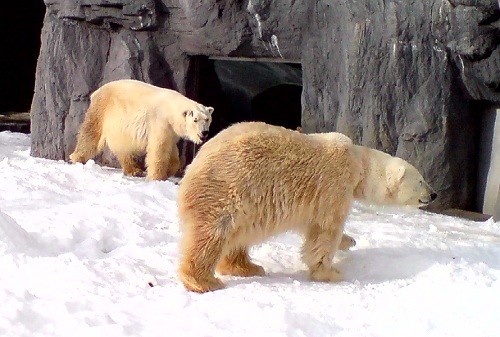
[[193, 118, 198, 123]]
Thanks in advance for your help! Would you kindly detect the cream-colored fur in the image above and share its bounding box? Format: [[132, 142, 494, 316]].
[[177, 123, 436, 293], [307, 131, 353, 145], [69, 79, 213, 180], [308, 132, 436, 207], [178, 122, 357, 293], [308, 132, 436, 250], [350, 145, 435, 205]]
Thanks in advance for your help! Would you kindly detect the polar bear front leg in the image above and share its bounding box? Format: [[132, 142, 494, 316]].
[[166, 144, 181, 178], [301, 223, 344, 282], [145, 129, 172, 181]]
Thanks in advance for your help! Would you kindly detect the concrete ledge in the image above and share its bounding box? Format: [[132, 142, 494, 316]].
[[0, 112, 31, 133], [432, 208, 493, 222]]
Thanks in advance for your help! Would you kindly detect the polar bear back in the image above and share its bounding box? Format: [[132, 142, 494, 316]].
[[95, 79, 198, 124], [179, 122, 357, 245], [93, 79, 200, 153]]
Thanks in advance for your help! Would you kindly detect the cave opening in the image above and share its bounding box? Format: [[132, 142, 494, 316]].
[[475, 103, 500, 216], [177, 56, 302, 172], [0, 1, 45, 133], [189, 57, 303, 140], [0, 2, 45, 114]]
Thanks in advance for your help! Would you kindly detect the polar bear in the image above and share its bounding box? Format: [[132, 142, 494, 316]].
[[69, 79, 213, 180], [177, 122, 436, 293]]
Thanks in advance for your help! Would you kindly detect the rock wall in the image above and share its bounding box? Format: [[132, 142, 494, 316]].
[[495, 187, 500, 221], [302, 0, 499, 208], [31, 0, 500, 209]]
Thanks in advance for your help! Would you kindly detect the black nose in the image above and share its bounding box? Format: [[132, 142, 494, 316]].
[[430, 192, 437, 201], [201, 131, 209, 137]]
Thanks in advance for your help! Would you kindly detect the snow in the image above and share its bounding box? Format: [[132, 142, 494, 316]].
[[0, 130, 499, 337]]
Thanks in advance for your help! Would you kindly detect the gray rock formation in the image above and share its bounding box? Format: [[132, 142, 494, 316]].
[[31, 0, 500, 210]]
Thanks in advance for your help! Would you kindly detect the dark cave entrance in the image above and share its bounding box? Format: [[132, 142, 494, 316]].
[[178, 56, 302, 172], [0, 1, 45, 113], [189, 57, 303, 140], [0, 1, 45, 133], [475, 103, 500, 216]]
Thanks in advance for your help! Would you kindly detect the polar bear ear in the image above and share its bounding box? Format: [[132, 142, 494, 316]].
[[183, 110, 193, 117], [386, 161, 406, 192], [206, 107, 214, 116]]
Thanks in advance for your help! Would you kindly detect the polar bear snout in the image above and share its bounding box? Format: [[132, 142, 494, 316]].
[[418, 190, 437, 206], [200, 131, 209, 142], [191, 130, 209, 144]]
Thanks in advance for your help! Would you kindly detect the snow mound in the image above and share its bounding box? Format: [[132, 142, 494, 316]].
[[0, 131, 499, 337]]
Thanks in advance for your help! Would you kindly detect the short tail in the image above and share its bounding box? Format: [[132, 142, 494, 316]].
[[69, 92, 105, 163]]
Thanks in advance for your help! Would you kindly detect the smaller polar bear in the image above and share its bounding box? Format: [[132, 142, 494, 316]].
[[69, 79, 213, 180], [177, 122, 436, 293]]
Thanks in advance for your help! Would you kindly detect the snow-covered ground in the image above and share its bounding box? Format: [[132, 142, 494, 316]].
[[0, 131, 499, 337]]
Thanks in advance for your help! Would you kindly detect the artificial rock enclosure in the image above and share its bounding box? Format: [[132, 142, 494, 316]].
[[29, 0, 499, 211]]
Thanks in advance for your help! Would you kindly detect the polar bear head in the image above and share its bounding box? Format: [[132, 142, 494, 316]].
[[385, 157, 437, 207], [184, 105, 214, 144]]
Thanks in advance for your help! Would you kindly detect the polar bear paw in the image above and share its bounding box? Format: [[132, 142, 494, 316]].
[[339, 234, 356, 250], [179, 270, 225, 293], [309, 265, 343, 283]]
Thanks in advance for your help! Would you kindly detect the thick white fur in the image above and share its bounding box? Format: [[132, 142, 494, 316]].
[[308, 132, 436, 206], [178, 122, 357, 292], [177, 122, 436, 293], [69, 79, 213, 180]]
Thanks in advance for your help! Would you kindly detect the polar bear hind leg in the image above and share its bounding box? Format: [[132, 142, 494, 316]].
[[69, 95, 105, 163], [178, 223, 227, 293], [115, 151, 144, 177], [216, 247, 266, 277]]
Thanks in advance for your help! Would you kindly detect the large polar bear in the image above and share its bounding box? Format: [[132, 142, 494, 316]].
[[69, 79, 214, 180], [177, 122, 436, 293]]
